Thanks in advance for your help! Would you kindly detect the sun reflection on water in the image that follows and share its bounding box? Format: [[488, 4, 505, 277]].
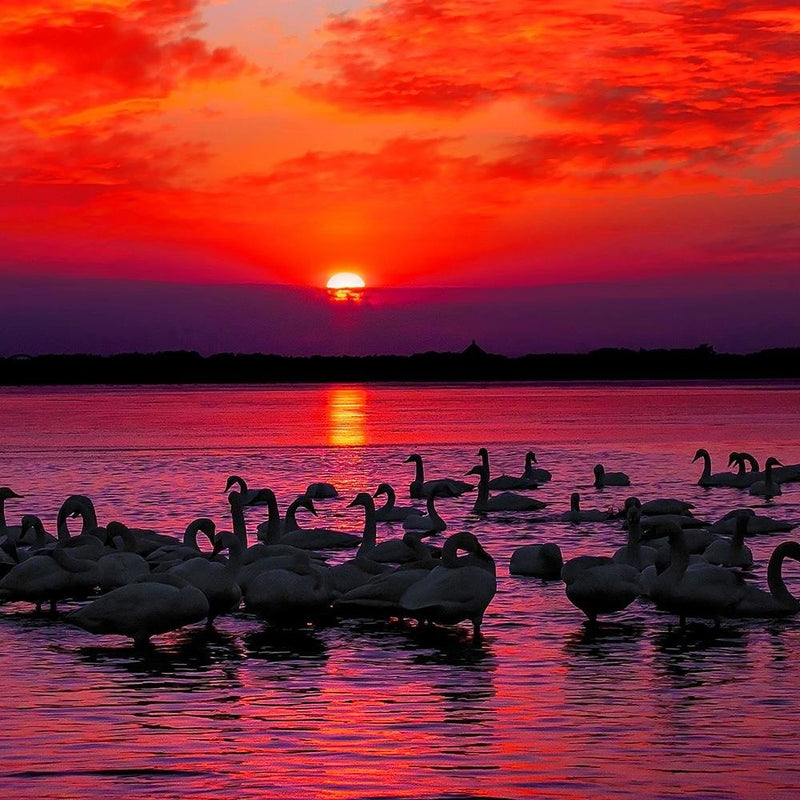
[[327, 387, 366, 447]]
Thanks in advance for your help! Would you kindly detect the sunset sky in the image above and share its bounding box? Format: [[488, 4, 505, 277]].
[[2, 1, 798, 354]]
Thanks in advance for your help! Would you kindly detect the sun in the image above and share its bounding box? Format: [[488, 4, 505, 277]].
[[326, 271, 366, 303]]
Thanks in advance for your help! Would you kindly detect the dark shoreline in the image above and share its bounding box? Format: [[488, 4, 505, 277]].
[[2, 345, 799, 385]]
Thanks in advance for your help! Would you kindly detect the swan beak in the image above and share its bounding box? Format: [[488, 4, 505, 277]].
[[347, 498, 360, 508], [7, 490, 23, 499]]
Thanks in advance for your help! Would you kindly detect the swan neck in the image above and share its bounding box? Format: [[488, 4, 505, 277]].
[[475, 471, 489, 506], [229, 503, 248, 546], [480, 450, 489, 472], [426, 494, 442, 522], [360, 500, 377, 550], [384, 484, 396, 509], [0, 498, 6, 529], [767, 543, 800, 607], [263, 492, 281, 543]]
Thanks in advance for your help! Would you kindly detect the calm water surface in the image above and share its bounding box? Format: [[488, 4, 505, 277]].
[[2, 383, 800, 799]]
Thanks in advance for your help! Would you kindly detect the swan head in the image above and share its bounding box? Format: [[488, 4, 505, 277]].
[[223, 475, 245, 493], [692, 448, 709, 463], [373, 483, 392, 498], [348, 492, 374, 509], [527, 451, 537, 463], [727, 452, 740, 467], [405, 454, 422, 464], [593, 464, 605, 477], [186, 517, 216, 546], [765, 457, 783, 468], [570, 492, 580, 511], [20, 514, 43, 537], [297, 495, 318, 516], [626, 502, 642, 526], [212, 530, 238, 556], [466, 464, 488, 478], [477, 447, 488, 458], [0, 488, 23, 501]]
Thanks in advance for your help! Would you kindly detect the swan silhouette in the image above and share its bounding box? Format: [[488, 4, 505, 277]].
[[477, 448, 541, 490], [749, 457, 782, 498], [639, 498, 695, 516], [400, 531, 496, 639], [708, 509, 795, 535], [593, 463, 630, 488], [0, 488, 24, 542], [372, 483, 423, 522], [731, 541, 800, 617], [509, 543, 563, 579], [692, 449, 746, 488], [467, 464, 546, 513], [650, 524, 746, 627], [560, 492, 612, 523], [67, 573, 209, 646], [402, 490, 448, 534], [278, 494, 361, 551], [305, 482, 338, 499], [612, 504, 658, 571], [405, 453, 473, 499], [702, 510, 753, 568], [728, 451, 760, 475], [224, 475, 269, 507], [97, 522, 150, 590], [146, 518, 217, 570], [564, 561, 642, 623]]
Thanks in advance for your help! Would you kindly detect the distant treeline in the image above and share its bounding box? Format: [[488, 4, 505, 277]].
[[1, 344, 799, 385]]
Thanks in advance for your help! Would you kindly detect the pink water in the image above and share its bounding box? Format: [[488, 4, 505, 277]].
[[2, 382, 800, 799]]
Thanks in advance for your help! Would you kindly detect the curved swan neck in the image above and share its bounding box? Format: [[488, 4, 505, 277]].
[[695, 450, 711, 480], [426, 493, 442, 522], [767, 542, 800, 608], [409, 455, 424, 483], [227, 496, 248, 547], [357, 498, 377, 553]]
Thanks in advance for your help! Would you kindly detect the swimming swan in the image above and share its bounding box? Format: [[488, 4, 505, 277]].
[[749, 457, 782, 498], [305, 482, 338, 499], [67, 573, 209, 646], [564, 561, 642, 623], [402, 490, 448, 534], [560, 492, 612, 523], [702, 510, 754, 568], [468, 464, 547, 513], [612, 504, 658, 571], [0, 488, 24, 542], [509, 543, 563, 579], [477, 448, 541, 491], [400, 531, 496, 639], [730, 541, 800, 617], [373, 483, 423, 523], [593, 464, 631, 488], [224, 475, 270, 507], [692, 449, 746, 488], [405, 453, 473, 499]]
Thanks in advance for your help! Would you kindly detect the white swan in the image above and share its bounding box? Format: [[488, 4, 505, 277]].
[[560, 492, 612, 523], [402, 490, 447, 534], [613, 504, 658, 571], [67, 573, 209, 646], [477, 448, 541, 491], [593, 463, 630, 488], [509, 543, 563, 579], [0, 546, 100, 613], [564, 561, 642, 623], [97, 522, 150, 591], [405, 453, 473, 499], [224, 474, 269, 507], [0, 487, 24, 542], [400, 531, 496, 639], [468, 464, 546, 513], [702, 510, 753, 568], [372, 483, 422, 523], [730, 541, 800, 617], [650, 524, 746, 627], [305, 482, 338, 499], [692, 448, 747, 488], [749, 457, 782, 498]]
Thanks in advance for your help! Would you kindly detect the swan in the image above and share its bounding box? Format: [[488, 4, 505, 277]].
[[749, 457, 782, 498], [509, 543, 563, 579], [560, 492, 612, 523], [730, 541, 800, 617], [254, 490, 316, 542], [0, 487, 24, 542], [224, 474, 269, 507], [277, 494, 361, 551], [67, 573, 209, 646], [708, 509, 795, 535], [477, 448, 540, 491], [399, 531, 496, 639], [97, 522, 150, 591], [18, 514, 58, 549], [305, 482, 338, 499], [593, 464, 630, 488], [405, 453, 473, 499], [147, 518, 218, 570], [728, 451, 760, 475], [650, 524, 746, 627], [613, 504, 658, 571], [242, 551, 334, 627], [169, 531, 242, 627], [692, 448, 746, 488], [0, 546, 100, 613], [560, 555, 614, 585], [467, 464, 547, 513], [523, 451, 552, 483], [564, 562, 642, 623], [702, 510, 753, 568], [373, 483, 423, 523], [640, 498, 695, 516], [402, 490, 447, 534]]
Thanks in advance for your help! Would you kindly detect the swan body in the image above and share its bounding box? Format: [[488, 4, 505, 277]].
[[613, 505, 658, 571], [468, 464, 546, 513], [351, 493, 432, 563], [730, 541, 800, 617], [560, 492, 612, 523], [400, 531, 496, 638], [305, 482, 338, 499], [224, 475, 269, 507], [593, 463, 630, 488], [146, 518, 217, 570], [509, 543, 563, 579], [405, 454, 473, 499], [564, 563, 642, 622], [67, 574, 209, 645], [749, 457, 782, 498], [561, 555, 614, 585], [0, 488, 24, 542], [402, 491, 447, 534], [702, 510, 753, 568], [708, 510, 795, 536], [97, 523, 150, 590], [334, 567, 432, 618], [640, 498, 695, 516], [650, 524, 746, 626], [373, 483, 422, 522]]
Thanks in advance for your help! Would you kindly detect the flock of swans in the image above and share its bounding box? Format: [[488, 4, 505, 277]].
[[0, 446, 799, 648]]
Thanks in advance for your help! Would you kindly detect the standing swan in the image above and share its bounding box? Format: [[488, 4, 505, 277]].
[[405, 454, 473, 499], [400, 531, 496, 640]]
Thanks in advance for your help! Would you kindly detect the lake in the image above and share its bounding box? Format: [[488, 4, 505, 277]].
[[1, 382, 799, 799]]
